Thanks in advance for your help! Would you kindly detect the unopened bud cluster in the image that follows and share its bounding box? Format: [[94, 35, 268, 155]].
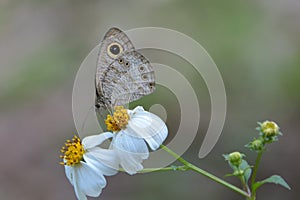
[[247, 120, 282, 152]]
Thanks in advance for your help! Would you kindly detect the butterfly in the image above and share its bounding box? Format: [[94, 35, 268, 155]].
[[95, 27, 155, 114]]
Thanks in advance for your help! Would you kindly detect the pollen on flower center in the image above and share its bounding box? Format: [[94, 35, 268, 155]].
[[105, 106, 130, 132], [60, 135, 85, 166]]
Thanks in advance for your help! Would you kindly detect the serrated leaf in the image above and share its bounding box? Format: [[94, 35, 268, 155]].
[[253, 175, 291, 191]]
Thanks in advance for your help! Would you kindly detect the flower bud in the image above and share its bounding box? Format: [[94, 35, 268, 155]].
[[228, 152, 243, 167], [233, 169, 244, 176], [247, 139, 264, 151], [261, 120, 279, 137]]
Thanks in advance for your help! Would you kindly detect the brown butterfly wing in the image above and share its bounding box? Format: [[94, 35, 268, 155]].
[[95, 28, 155, 112], [96, 27, 134, 97], [99, 51, 155, 110]]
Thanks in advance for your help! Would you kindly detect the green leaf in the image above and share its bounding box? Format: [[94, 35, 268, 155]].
[[253, 175, 291, 191], [240, 160, 252, 183]]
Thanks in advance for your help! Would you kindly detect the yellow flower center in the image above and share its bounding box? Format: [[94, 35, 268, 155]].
[[60, 135, 85, 166], [105, 106, 130, 132]]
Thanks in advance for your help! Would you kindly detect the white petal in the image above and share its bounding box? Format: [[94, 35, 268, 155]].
[[84, 148, 119, 176], [126, 110, 168, 150], [65, 164, 87, 200], [73, 172, 88, 200], [64, 165, 75, 186], [82, 132, 113, 149], [113, 131, 149, 157], [127, 106, 144, 116], [111, 132, 149, 174], [144, 124, 168, 150], [74, 162, 106, 197], [117, 150, 144, 175]]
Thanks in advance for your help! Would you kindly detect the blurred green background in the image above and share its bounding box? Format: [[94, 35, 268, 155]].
[[0, 0, 299, 199]]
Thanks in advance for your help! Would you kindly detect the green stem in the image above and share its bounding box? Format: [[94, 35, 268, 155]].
[[239, 175, 251, 196], [139, 165, 189, 173], [250, 150, 263, 199], [119, 165, 189, 173], [160, 145, 250, 198]]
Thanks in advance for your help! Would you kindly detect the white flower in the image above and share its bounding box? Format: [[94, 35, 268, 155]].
[[60, 132, 119, 200], [106, 106, 168, 174]]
